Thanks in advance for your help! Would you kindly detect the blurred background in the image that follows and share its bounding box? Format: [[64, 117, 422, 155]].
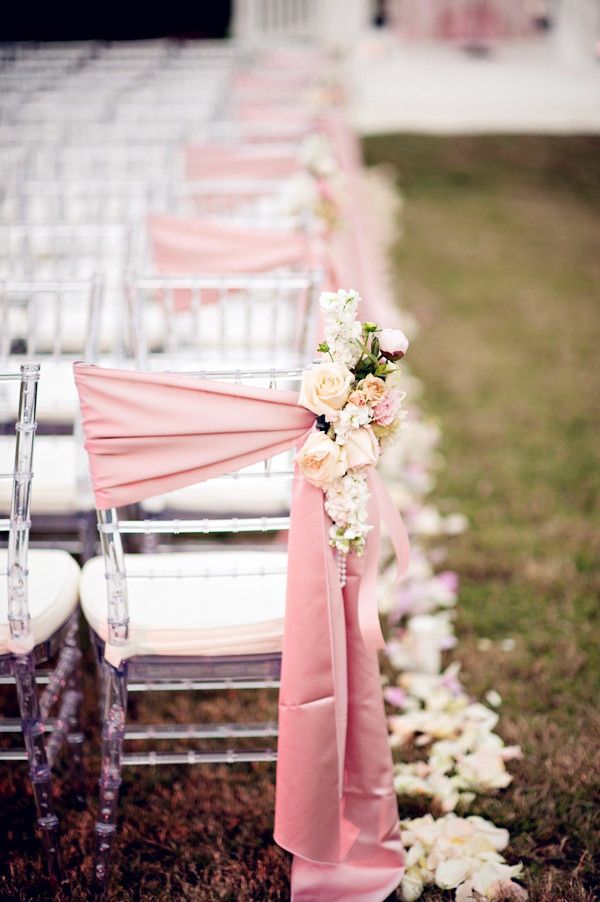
[[1, 2, 598, 900]]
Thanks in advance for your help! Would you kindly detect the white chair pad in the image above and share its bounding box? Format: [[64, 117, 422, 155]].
[[142, 453, 293, 515], [80, 550, 287, 659], [0, 550, 80, 655]]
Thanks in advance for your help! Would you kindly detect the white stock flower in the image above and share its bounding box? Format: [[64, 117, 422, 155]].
[[325, 470, 371, 554], [333, 402, 372, 446], [319, 288, 360, 322]]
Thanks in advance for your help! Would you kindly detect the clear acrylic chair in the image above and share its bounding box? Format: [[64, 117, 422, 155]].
[[78, 365, 301, 896], [126, 271, 323, 371], [122, 272, 320, 532], [4, 177, 166, 226], [0, 363, 83, 886], [0, 223, 132, 286], [0, 277, 105, 558]]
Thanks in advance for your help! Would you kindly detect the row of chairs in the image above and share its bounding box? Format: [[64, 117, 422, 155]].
[[1, 37, 344, 898]]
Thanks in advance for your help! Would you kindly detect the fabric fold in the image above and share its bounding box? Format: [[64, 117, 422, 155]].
[[73, 362, 408, 900]]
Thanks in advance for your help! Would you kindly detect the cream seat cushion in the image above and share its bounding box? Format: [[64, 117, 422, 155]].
[[80, 550, 286, 661], [142, 453, 293, 515], [0, 549, 80, 655]]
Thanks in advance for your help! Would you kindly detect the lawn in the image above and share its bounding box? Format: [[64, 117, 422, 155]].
[[363, 134, 600, 902], [1, 136, 599, 901]]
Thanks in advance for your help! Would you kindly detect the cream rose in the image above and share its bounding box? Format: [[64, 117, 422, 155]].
[[295, 432, 347, 488], [360, 373, 387, 405], [345, 426, 380, 469], [298, 362, 353, 420]]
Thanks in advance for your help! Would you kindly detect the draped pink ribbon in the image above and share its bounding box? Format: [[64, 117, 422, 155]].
[[74, 362, 408, 900], [147, 214, 336, 321], [184, 144, 300, 181], [148, 214, 322, 280]]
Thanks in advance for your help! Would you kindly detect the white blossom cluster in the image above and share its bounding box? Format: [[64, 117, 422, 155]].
[[333, 400, 371, 444], [324, 470, 372, 555], [320, 289, 363, 368]]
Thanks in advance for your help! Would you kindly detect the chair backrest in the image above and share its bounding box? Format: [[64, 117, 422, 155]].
[[90, 367, 300, 652], [0, 276, 104, 430], [0, 276, 104, 366], [125, 271, 322, 370], [169, 179, 306, 228], [28, 144, 176, 181], [4, 178, 167, 225], [0, 224, 132, 284], [0, 363, 39, 647]]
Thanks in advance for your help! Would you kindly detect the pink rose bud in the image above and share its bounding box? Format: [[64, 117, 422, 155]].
[[379, 328, 409, 359]]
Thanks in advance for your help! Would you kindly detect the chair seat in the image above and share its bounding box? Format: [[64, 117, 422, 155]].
[[80, 550, 287, 659], [142, 452, 293, 516], [0, 550, 80, 655]]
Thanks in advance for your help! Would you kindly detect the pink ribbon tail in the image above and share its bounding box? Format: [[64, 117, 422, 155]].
[[357, 468, 411, 654]]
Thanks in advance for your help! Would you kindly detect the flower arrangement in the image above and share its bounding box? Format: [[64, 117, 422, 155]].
[[288, 132, 345, 229], [296, 289, 409, 570]]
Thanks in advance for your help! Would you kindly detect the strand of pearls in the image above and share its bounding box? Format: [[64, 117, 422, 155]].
[[337, 550, 348, 588]]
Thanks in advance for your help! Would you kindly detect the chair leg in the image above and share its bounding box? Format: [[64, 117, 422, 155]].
[[93, 663, 127, 898], [64, 614, 86, 807], [12, 651, 62, 887], [79, 509, 98, 563]]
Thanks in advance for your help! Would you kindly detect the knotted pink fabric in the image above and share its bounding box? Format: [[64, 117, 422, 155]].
[[149, 214, 319, 280], [147, 213, 334, 319], [184, 144, 300, 181], [73, 362, 408, 900]]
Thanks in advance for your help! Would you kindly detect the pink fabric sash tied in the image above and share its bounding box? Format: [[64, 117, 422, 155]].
[[74, 362, 408, 900]]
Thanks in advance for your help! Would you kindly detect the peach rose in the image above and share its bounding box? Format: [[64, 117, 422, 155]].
[[345, 426, 380, 469], [298, 362, 353, 420], [360, 373, 387, 405], [295, 432, 347, 488], [348, 389, 369, 408]]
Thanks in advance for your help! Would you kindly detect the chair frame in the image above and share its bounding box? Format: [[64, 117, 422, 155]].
[[87, 366, 303, 895], [0, 363, 85, 886], [125, 271, 323, 371], [0, 276, 105, 559]]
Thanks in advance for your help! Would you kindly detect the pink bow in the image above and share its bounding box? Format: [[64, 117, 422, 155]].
[[74, 362, 408, 900]]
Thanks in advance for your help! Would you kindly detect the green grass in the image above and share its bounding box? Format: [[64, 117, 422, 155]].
[[364, 134, 600, 901], [1, 136, 598, 902]]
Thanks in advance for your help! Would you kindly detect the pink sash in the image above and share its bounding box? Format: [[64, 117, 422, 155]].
[[184, 144, 300, 181], [149, 214, 318, 278], [74, 362, 408, 900]]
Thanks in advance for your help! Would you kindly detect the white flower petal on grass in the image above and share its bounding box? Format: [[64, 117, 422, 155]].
[[466, 817, 510, 852], [435, 858, 473, 890], [400, 866, 425, 901], [487, 879, 528, 900], [472, 862, 524, 896], [456, 879, 478, 901], [405, 841, 426, 868]]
